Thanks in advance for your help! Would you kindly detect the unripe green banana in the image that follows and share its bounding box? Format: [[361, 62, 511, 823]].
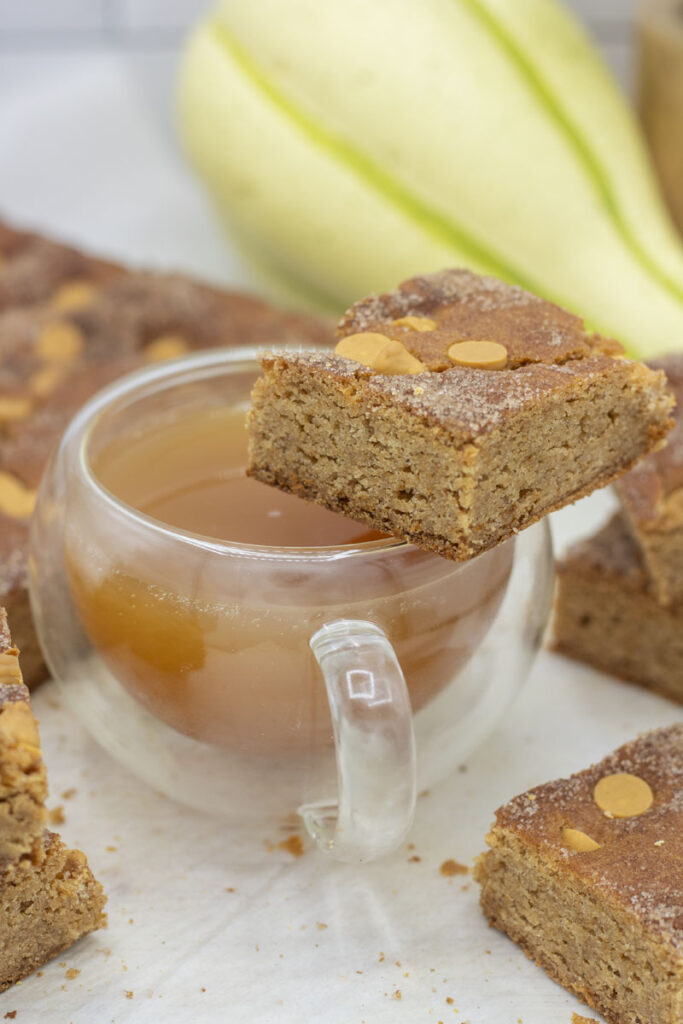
[[179, 0, 683, 356]]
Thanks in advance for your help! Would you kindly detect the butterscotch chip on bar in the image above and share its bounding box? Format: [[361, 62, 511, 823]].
[[0, 609, 106, 991], [553, 514, 683, 705], [0, 217, 333, 688], [248, 269, 674, 561], [616, 353, 683, 605], [475, 725, 683, 1024]]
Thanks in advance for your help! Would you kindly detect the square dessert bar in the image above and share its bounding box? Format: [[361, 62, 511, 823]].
[[475, 725, 683, 1024], [248, 270, 674, 561], [553, 515, 683, 705], [0, 217, 333, 687], [0, 608, 106, 990], [616, 353, 683, 605]]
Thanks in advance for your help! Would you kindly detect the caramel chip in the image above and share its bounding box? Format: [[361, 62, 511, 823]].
[[335, 332, 393, 365], [391, 316, 437, 332], [144, 334, 190, 363], [373, 340, 425, 375], [0, 397, 32, 422], [36, 321, 84, 363], [561, 827, 600, 852], [0, 471, 36, 519], [447, 340, 508, 370], [335, 333, 425, 375], [50, 279, 97, 312], [29, 365, 65, 398], [593, 772, 653, 818]]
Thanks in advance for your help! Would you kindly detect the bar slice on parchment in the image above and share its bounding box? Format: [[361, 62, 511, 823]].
[[0, 609, 106, 991], [247, 269, 674, 561], [475, 724, 683, 1024], [616, 353, 683, 605], [553, 514, 683, 705]]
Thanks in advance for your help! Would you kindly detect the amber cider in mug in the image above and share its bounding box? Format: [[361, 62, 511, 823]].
[[67, 389, 513, 754]]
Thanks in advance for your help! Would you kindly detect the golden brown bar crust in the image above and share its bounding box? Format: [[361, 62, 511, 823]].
[[476, 725, 683, 1024], [0, 608, 47, 864], [616, 353, 683, 604], [249, 270, 674, 562], [0, 609, 106, 989], [0, 831, 106, 993], [553, 515, 683, 704], [0, 217, 334, 686]]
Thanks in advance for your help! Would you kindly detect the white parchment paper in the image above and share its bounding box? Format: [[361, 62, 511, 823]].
[[0, 55, 679, 1024]]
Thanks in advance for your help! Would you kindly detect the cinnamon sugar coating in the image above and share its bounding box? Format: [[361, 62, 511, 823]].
[[338, 269, 623, 371]]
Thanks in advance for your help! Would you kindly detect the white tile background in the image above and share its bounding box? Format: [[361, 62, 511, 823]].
[[0, 0, 639, 89]]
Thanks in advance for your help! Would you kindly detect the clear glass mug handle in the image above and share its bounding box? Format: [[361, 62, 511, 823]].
[[300, 620, 417, 863]]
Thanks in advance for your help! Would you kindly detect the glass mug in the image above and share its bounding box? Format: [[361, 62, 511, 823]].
[[30, 348, 553, 862]]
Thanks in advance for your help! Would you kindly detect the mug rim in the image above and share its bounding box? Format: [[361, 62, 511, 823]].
[[68, 345, 409, 563]]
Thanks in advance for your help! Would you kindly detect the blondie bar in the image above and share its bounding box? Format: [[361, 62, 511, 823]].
[[0, 608, 106, 990], [248, 270, 674, 560], [553, 515, 683, 704], [475, 725, 683, 1024], [616, 353, 683, 605]]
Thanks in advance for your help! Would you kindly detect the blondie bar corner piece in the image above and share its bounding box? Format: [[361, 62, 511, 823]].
[[474, 725, 683, 1024], [553, 514, 683, 705], [0, 608, 106, 992], [247, 269, 674, 562], [616, 353, 683, 606]]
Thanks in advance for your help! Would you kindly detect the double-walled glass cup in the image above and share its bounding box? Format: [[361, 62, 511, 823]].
[[30, 348, 553, 862]]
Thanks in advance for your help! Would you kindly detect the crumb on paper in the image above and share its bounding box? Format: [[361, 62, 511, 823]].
[[124, 990, 134, 1000], [391, 990, 402, 1000], [378, 952, 385, 962], [446, 997, 454, 1005], [201, 987, 206, 993], [65, 968, 80, 981], [572, 1015, 599, 1024], [106, 845, 117, 853], [47, 806, 65, 825], [407, 843, 415, 851], [4, 1012, 16, 1020], [277, 835, 305, 857], [440, 859, 469, 877], [61, 788, 77, 800], [128, 919, 134, 925], [408, 855, 421, 863], [225, 887, 236, 893], [316, 922, 327, 931]]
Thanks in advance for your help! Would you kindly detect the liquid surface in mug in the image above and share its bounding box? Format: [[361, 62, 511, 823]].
[[94, 405, 385, 546]]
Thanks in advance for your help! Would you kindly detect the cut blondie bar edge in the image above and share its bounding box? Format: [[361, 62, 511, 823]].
[[553, 514, 683, 705], [475, 725, 683, 1024], [0, 608, 106, 990], [616, 353, 683, 605], [0, 217, 333, 686], [248, 270, 674, 561]]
